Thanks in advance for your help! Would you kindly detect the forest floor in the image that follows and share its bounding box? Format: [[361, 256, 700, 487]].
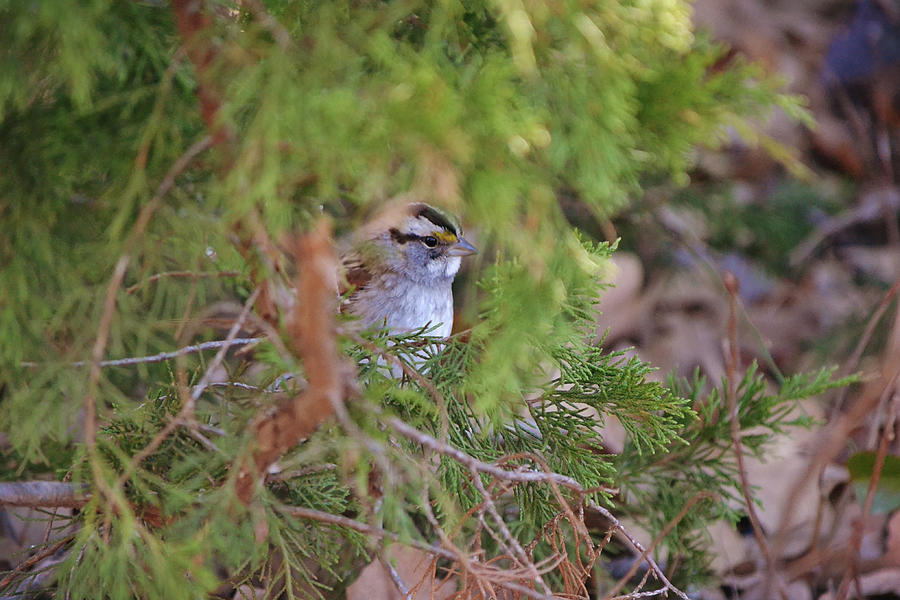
[[592, 1, 900, 598]]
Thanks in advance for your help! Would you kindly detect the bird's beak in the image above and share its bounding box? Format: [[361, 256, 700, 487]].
[[448, 237, 477, 257]]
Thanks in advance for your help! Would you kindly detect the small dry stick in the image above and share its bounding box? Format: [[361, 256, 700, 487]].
[[723, 272, 786, 600], [84, 254, 132, 524], [776, 268, 900, 568], [467, 466, 553, 596], [831, 270, 900, 416]]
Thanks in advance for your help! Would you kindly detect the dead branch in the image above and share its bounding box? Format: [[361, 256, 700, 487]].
[[236, 220, 354, 504], [603, 491, 715, 599]]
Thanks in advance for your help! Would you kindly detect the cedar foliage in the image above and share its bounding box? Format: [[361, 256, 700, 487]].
[[1, 1, 842, 598]]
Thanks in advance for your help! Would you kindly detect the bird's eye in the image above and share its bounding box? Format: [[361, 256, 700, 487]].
[[422, 236, 438, 248]]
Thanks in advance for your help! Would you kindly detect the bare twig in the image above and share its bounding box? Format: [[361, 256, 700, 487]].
[[776, 268, 900, 558], [831, 269, 900, 416], [84, 254, 131, 523], [279, 505, 456, 562], [21, 337, 263, 369], [241, 0, 292, 48], [467, 465, 553, 596], [379, 553, 412, 599]]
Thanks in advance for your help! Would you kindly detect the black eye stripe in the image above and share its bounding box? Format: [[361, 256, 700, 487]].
[[390, 228, 446, 248], [390, 228, 418, 244]]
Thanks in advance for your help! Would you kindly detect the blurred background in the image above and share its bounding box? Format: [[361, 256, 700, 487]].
[[592, 1, 900, 598]]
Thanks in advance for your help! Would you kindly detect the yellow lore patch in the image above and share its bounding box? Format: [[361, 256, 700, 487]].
[[433, 230, 458, 243]]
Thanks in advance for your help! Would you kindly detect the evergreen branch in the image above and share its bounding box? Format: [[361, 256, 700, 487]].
[[0, 481, 90, 508], [115, 287, 261, 492], [21, 338, 265, 369]]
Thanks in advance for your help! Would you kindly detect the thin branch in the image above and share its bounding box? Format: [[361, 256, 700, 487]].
[[831, 269, 900, 416], [723, 272, 784, 600], [84, 254, 131, 520], [775, 268, 900, 567], [379, 553, 412, 599], [280, 505, 456, 562], [467, 465, 553, 596], [241, 0, 292, 49], [21, 337, 264, 369], [384, 416, 585, 491]]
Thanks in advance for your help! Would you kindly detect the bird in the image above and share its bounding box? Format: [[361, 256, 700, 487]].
[[340, 202, 477, 339]]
